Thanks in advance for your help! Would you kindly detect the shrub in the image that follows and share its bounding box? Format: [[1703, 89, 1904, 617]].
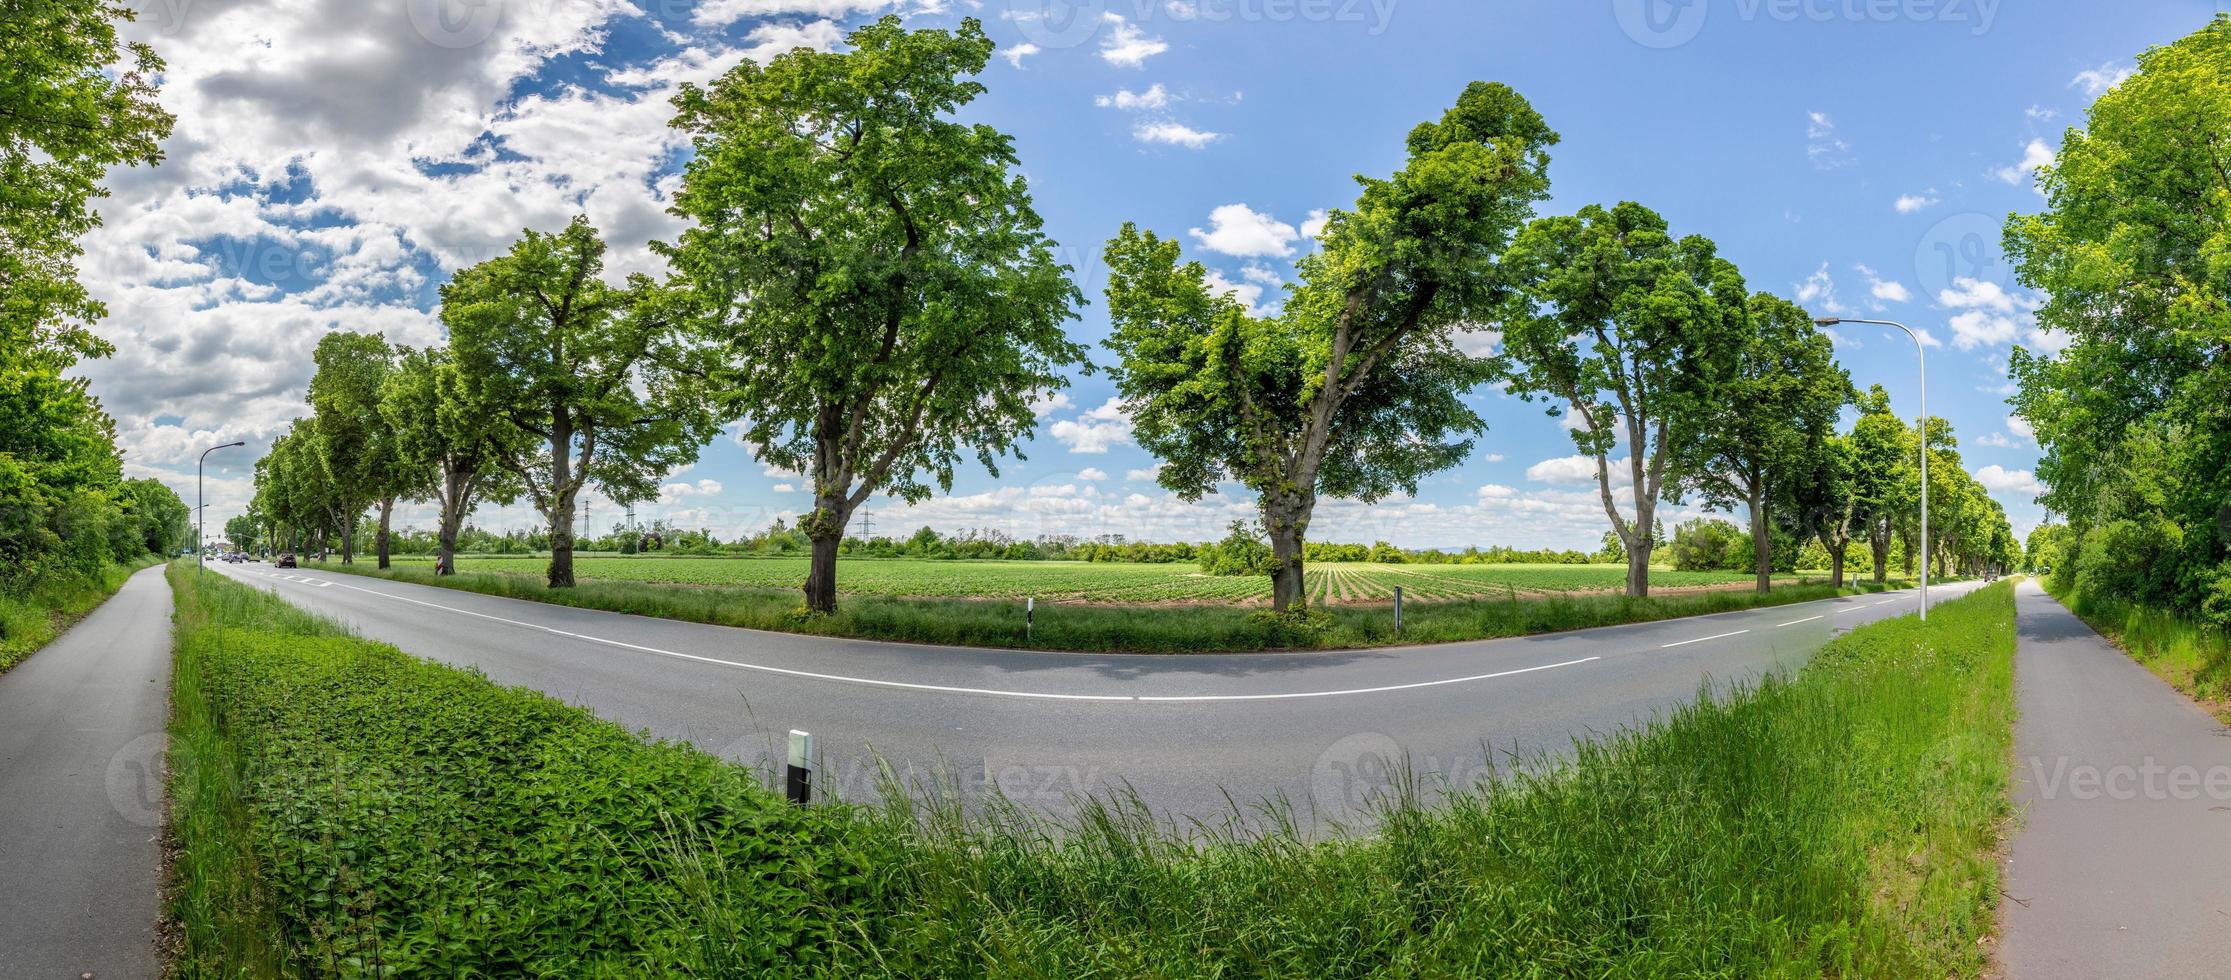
[[2075, 515, 2184, 605], [1669, 518, 1748, 572], [1197, 521, 1277, 577]]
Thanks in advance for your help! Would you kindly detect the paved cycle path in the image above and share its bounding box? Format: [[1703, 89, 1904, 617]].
[[2001, 579, 2231, 978], [0, 565, 172, 979]]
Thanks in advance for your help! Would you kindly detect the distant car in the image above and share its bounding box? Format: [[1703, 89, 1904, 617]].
[[276, 553, 297, 568]]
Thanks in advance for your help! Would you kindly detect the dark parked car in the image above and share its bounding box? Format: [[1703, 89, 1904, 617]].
[[276, 553, 297, 568]]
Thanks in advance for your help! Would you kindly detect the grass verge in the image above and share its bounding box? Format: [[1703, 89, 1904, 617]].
[[312, 560, 1916, 653], [0, 559, 155, 675], [2043, 577, 2231, 721], [172, 565, 2015, 975]]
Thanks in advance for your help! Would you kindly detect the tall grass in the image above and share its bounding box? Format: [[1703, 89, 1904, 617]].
[[2048, 578, 2231, 717], [170, 565, 2016, 976], [0, 558, 151, 674], [320, 562, 1912, 654]]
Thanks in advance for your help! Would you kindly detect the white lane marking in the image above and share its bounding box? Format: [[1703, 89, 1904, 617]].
[[259, 573, 1601, 704], [1775, 616, 1824, 628], [1872, 599, 1897, 606], [1138, 657, 1603, 702], [1662, 629, 1750, 649]]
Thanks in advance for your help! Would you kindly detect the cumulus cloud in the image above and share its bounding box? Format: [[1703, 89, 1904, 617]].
[[1077, 467, 1108, 481], [1974, 465, 2045, 497], [1894, 192, 1938, 214], [1097, 84, 1171, 109], [2071, 62, 2135, 97], [1856, 264, 1911, 303], [1049, 399, 1135, 454], [1939, 277, 2046, 350], [1133, 121, 1222, 149], [1526, 455, 1631, 488], [1992, 139, 2056, 188], [1190, 204, 1298, 258], [1099, 13, 1168, 68], [999, 43, 1041, 69]]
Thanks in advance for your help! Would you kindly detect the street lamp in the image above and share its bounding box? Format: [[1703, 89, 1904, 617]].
[[1816, 317, 1928, 621], [199, 441, 246, 576]]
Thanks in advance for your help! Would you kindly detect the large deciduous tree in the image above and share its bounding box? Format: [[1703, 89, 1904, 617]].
[[306, 332, 420, 566], [1674, 292, 1850, 592], [1102, 82, 1557, 614], [1499, 201, 1748, 598], [382, 346, 525, 576], [2007, 16, 2231, 620], [662, 17, 1085, 614], [446, 217, 719, 589]]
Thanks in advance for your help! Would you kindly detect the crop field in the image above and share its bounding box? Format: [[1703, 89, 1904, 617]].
[[373, 555, 1797, 605]]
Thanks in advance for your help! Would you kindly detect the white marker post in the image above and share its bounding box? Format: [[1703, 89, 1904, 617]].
[[1393, 586, 1403, 634], [785, 730, 814, 805], [1026, 597, 1035, 642]]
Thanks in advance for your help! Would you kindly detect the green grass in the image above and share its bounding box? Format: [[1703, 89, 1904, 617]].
[[2045, 577, 2231, 721], [314, 559, 1904, 653], [170, 564, 2018, 976], [0, 559, 152, 675], [362, 554, 1798, 604]]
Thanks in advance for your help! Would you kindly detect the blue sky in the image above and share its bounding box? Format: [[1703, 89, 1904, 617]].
[[88, 0, 2227, 549]]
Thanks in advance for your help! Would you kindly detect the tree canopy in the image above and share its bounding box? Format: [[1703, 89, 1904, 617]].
[[1103, 81, 1556, 613], [662, 16, 1086, 613]]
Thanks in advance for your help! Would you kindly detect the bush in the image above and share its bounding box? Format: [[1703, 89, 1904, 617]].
[[1197, 521, 1277, 577], [1669, 518, 1749, 572], [2074, 515, 2185, 605]]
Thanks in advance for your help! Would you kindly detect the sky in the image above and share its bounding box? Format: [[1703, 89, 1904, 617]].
[[84, 0, 2229, 551]]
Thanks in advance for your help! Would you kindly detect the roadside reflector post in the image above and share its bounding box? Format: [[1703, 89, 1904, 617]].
[[785, 730, 814, 805], [1393, 586, 1403, 634], [1026, 597, 1035, 642]]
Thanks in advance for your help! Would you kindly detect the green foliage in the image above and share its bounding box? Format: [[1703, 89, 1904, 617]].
[[163, 564, 885, 976], [1498, 201, 1749, 595], [2024, 522, 2076, 574], [0, 560, 142, 675], [2008, 16, 2231, 621], [1196, 521, 1277, 577], [1102, 81, 1555, 611], [1669, 518, 1751, 573], [444, 217, 719, 587], [663, 16, 1084, 611]]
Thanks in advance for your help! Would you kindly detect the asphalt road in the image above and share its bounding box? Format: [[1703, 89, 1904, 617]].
[[0, 565, 170, 980], [2000, 580, 2231, 978], [210, 560, 1981, 827]]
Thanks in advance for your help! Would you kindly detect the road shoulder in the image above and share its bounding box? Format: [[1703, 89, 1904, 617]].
[[0, 564, 173, 979], [1999, 580, 2231, 978]]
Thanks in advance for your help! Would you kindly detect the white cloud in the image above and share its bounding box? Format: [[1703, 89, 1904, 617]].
[[1974, 465, 2045, 497], [1856, 264, 1911, 303], [1939, 276, 2043, 350], [1190, 204, 1298, 258], [1477, 484, 1517, 499], [692, 0, 895, 27], [1794, 262, 1852, 317], [1806, 111, 1852, 169], [1099, 13, 1168, 68], [1049, 398, 1135, 454], [1977, 432, 2016, 449], [1096, 84, 1171, 110], [1000, 43, 1041, 69], [658, 479, 725, 503], [1125, 464, 1165, 482], [1992, 139, 2056, 187], [1134, 121, 1222, 149], [772, 483, 798, 493], [1077, 467, 1109, 481], [2071, 62, 2135, 97], [2006, 415, 2035, 441], [1300, 208, 1330, 242], [1893, 192, 1938, 214], [1484, 454, 1506, 463], [1526, 455, 1632, 488], [1030, 391, 1075, 417]]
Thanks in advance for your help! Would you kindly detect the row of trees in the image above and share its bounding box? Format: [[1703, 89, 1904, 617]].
[[2008, 18, 2231, 627], [253, 16, 2009, 616], [0, 0, 190, 589]]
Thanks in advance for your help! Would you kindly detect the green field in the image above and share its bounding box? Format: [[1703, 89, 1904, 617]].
[[370, 555, 1799, 605]]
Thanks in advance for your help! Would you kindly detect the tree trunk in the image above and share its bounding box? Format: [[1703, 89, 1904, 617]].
[[1829, 544, 1847, 588], [1869, 518, 1890, 584], [1748, 491, 1772, 594], [1267, 521, 1307, 614], [548, 494, 576, 588], [804, 532, 842, 614], [338, 521, 355, 564], [375, 497, 394, 569], [1626, 540, 1652, 598]]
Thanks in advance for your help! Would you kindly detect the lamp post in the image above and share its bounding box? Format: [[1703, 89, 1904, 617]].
[[199, 441, 246, 576], [1816, 317, 1928, 621]]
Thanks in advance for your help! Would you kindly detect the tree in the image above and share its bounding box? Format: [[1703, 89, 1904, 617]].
[[306, 332, 419, 566], [1102, 82, 1556, 613], [120, 477, 188, 556], [663, 17, 1085, 613], [382, 346, 525, 575], [1675, 292, 1850, 592], [223, 512, 258, 555], [446, 217, 719, 589], [2008, 16, 2231, 619], [1, 0, 173, 361], [1499, 201, 1749, 597]]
